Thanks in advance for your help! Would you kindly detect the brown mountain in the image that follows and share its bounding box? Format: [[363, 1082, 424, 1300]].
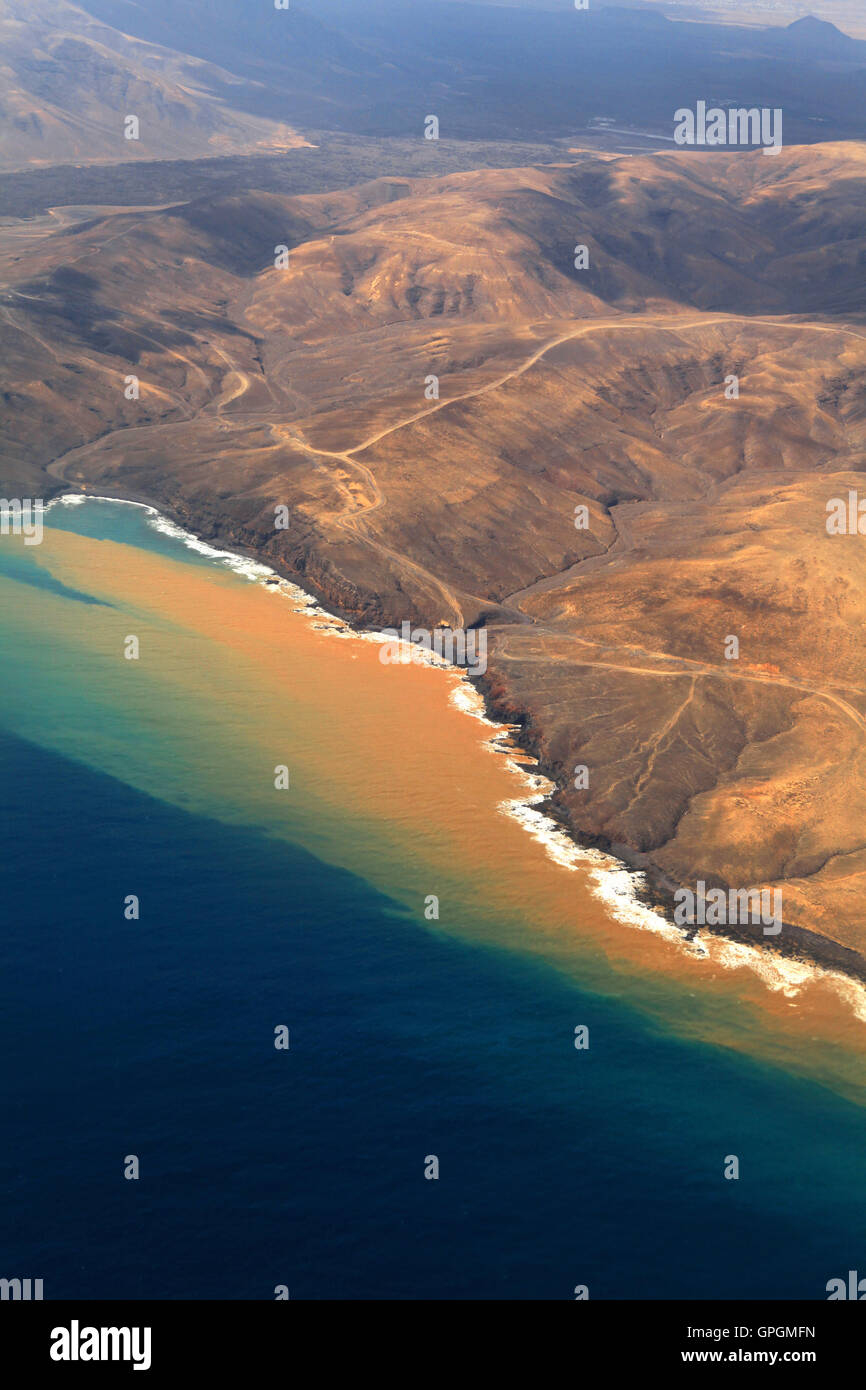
[[2, 141, 866, 971], [0, 0, 305, 172]]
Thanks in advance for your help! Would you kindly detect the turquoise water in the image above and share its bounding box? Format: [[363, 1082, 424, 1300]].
[[1, 500, 865, 1299]]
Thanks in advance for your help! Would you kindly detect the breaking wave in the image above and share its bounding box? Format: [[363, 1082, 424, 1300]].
[[49, 492, 866, 1023]]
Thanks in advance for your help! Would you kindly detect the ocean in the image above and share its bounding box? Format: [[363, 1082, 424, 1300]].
[[1, 496, 865, 1300]]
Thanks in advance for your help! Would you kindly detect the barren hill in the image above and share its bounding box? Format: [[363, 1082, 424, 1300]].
[[0, 0, 305, 172], [3, 142, 866, 969]]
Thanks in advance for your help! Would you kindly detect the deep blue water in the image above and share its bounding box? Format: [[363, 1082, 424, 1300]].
[[3, 724, 866, 1299]]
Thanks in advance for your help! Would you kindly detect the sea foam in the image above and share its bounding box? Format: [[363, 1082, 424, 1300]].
[[49, 493, 866, 1023]]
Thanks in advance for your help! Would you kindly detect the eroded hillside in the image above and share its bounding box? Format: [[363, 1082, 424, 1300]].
[[3, 142, 866, 968]]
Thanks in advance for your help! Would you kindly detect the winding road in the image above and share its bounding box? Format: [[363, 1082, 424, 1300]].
[[37, 299, 866, 728]]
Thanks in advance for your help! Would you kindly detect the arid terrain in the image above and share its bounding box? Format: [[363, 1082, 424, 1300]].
[[623, 1, 866, 41], [2, 134, 866, 972], [0, 0, 305, 171], [5, 0, 866, 164]]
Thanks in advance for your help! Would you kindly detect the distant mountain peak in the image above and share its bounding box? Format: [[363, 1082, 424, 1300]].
[[787, 15, 842, 32], [784, 15, 852, 49]]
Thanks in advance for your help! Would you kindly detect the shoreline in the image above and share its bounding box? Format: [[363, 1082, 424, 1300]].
[[44, 484, 866, 1012]]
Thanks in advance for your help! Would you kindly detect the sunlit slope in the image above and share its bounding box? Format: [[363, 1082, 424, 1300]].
[[0, 0, 304, 171], [2, 142, 866, 958]]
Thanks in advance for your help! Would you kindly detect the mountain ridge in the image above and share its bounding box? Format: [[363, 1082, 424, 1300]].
[[2, 140, 865, 969], [0, 0, 306, 171]]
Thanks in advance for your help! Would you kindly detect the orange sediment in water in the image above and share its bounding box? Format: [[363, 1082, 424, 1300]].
[[6, 519, 866, 1103]]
